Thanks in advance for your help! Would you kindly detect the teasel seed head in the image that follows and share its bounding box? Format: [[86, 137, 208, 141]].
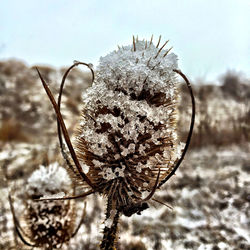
[[36, 35, 195, 250], [75, 38, 183, 214], [24, 163, 76, 248]]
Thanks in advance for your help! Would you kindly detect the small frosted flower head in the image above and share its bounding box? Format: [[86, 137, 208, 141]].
[[27, 162, 72, 197], [76, 38, 182, 214], [24, 163, 75, 248]]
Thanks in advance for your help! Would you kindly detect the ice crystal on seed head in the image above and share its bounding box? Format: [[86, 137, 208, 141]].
[[97, 40, 178, 97], [27, 162, 72, 196], [76, 38, 182, 213]]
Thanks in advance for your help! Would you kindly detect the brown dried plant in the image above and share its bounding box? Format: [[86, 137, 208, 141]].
[[36, 36, 195, 249]]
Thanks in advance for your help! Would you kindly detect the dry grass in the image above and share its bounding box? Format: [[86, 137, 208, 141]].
[[0, 119, 28, 142], [178, 72, 250, 148], [1, 59, 249, 148]]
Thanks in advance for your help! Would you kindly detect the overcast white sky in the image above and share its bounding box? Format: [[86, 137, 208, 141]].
[[1, 0, 249, 82]]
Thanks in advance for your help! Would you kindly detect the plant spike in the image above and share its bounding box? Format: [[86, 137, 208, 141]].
[[154, 39, 169, 59], [163, 47, 173, 57], [142, 168, 160, 202], [156, 35, 162, 48], [152, 198, 173, 210], [150, 34, 153, 45], [133, 35, 136, 51]]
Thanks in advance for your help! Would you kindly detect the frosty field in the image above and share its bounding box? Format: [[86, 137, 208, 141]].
[[0, 60, 249, 249]]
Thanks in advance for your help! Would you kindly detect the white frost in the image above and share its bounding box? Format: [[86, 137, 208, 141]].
[[96, 40, 178, 97], [42, 192, 65, 199], [27, 163, 72, 196]]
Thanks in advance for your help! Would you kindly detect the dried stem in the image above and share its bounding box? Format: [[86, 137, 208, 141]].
[[36, 68, 95, 189], [35, 189, 95, 202], [101, 209, 120, 250], [57, 62, 94, 179], [159, 69, 195, 187]]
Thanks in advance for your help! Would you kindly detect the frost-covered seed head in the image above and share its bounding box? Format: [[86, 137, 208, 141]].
[[24, 163, 75, 248], [75, 38, 183, 213]]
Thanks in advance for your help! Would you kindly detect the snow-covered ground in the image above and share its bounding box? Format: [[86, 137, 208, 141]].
[[0, 60, 249, 249], [1, 142, 249, 250]]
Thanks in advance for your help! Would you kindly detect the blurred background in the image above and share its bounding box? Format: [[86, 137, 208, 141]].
[[0, 1, 249, 249], [1, 0, 250, 82]]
